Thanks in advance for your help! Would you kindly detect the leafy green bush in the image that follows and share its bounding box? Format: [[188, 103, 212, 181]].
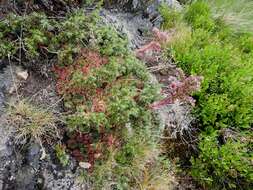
[[0, 10, 98, 64], [159, 3, 181, 29], [161, 1, 253, 189], [191, 131, 253, 189], [56, 37, 169, 189], [183, 0, 215, 31], [171, 2, 253, 130]]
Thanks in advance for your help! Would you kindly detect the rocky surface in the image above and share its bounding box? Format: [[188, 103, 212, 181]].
[[0, 62, 13, 115], [101, 9, 153, 49], [104, 0, 181, 12], [101, 0, 182, 49], [0, 116, 14, 190], [0, 60, 17, 190], [0, 62, 62, 189]]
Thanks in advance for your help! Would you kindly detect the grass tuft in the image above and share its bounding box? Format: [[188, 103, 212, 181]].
[[7, 100, 59, 144]]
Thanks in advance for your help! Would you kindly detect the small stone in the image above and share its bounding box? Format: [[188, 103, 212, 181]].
[[40, 148, 47, 160], [79, 162, 91, 169], [16, 70, 28, 80], [8, 86, 15, 94], [37, 178, 43, 184], [159, 69, 169, 76], [132, 0, 139, 10]]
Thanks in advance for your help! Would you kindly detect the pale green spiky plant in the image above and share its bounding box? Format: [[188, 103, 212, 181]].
[[206, 0, 253, 33], [7, 100, 59, 144]]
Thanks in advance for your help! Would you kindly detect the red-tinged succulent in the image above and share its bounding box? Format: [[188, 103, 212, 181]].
[[152, 27, 170, 42], [92, 98, 106, 112], [54, 48, 109, 96], [135, 27, 203, 109], [135, 41, 161, 61], [66, 131, 105, 169], [78, 48, 109, 74], [135, 27, 171, 62], [151, 73, 203, 109], [72, 149, 84, 161]]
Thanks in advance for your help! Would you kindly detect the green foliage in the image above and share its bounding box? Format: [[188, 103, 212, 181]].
[[89, 128, 173, 190], [184, 0, 215, 30], [0, 3, 173, 189], [1, 7, 169, 189], [159, 3, 181, 29], [0, 10, 101, 64], [46, 9, 166, 189], [237, 34, 253, 54], [59, 45, 165, 189], [170, 7, 253, 131], [191, 131, 253, 189], [0, 12, 54, 58], [55, 144, 69, 166], [94, 26, 128, 56], [161, 0, 253, 189]]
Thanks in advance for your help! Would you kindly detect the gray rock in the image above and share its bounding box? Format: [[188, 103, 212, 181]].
[[0, 65, 13, 115], [105, 0, 182, 13], [132, 0, 139, 10], [101, 9, 153, 49], [43, 169, 74, 190], [15, 166, 37, 190], [27, 143, 41, 170], [0, 115, 15, 190]]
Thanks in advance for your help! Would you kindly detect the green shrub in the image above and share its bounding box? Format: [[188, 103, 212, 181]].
[[237, 34, 253, 54], [0, 10, 98, 64], [184, 0, 215, 30], [55, 144, 69, 166], [50, 11, 169, 189], [161, 1, 253, 189], [94, 26, 128, 56], [191, 131, 253, 189], [159, 3, 181, 29], [59, 47, 167, 189], [170, 20, 253, 131]]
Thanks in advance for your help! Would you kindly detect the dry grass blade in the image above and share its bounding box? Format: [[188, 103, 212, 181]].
[[7, 100, 59, 144]]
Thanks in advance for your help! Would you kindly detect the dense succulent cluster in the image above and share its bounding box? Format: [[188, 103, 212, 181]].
[[151, 71, 203, 109], [54, 46, 158, 156]]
